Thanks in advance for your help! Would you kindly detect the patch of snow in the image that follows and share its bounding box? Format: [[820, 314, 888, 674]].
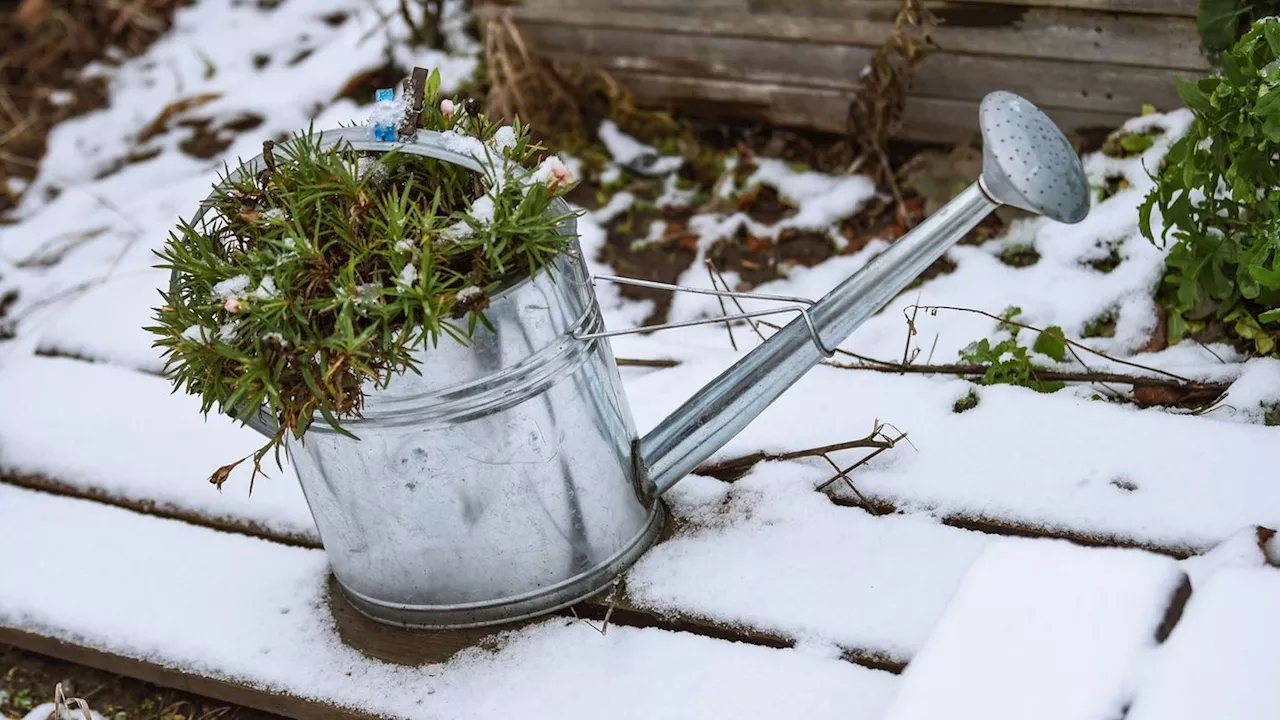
[[1220, 357, 1280, 422], [252, 275, 278, 299], [467, 194, 495, 224], [396, 263, 418, 288], [622, 360, 1280, 552], [628, 466, 991, 659], [657, 174, 698, 208], [491, 125, 517, 152], [1127, 567, 1280, 720], [0, 484, 900, 720], [37, 271, 169, 373], [747, 159, 877, 231], [181, 324, 210, 344], [217, 320, 239, 344], [881, 538, 1186, 720], [593, 191, 635, 224], [46, 89, 76, 107], [210, 274, 250, 300], [0, 355, 316, 541], [1180, 526, 1274, 588], [438, 221, 473, 243], [437, 129, 488, 161], [600, 163, 623, 186], [456, 285, 483, 303], [598, 120, 682, 176], [21, 703, 106, 720]]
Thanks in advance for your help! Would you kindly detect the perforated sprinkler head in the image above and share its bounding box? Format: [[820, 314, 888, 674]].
[[976, 91, 1090, 224]]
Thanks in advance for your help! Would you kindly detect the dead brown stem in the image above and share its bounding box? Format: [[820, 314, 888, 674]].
[[907, 304, 1195, 383]]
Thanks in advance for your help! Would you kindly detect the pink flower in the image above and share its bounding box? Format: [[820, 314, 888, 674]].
[[539, 156, 573, 190], [439, 99, 456, 119], [224, 298, 242, 313]]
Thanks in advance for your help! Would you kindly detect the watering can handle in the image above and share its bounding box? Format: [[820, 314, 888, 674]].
[[572, 275, 837, 357]]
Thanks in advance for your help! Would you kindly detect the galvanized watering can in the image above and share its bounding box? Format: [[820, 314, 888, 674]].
[[207, 91, 1089, 628]]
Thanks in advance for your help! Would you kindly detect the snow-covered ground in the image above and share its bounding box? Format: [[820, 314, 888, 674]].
[[1, 0, 1278, 718]]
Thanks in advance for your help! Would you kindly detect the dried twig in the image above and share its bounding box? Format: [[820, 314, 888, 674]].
[[616, 357, 679, 368], [696, 419, 905, 480], [571, 577, 621, 636], [907, 304, 1196, 383], [706, 259, 737, 351]]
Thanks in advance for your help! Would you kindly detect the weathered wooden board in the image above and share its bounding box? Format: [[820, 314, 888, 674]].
[[605, 71, 1136, 142], [894, 0, 1199, 13], [0, 627, 375, 720], [513, 0, 1199, 15], [500, 1, 1210, 70], [519, 21, 1195, 115]]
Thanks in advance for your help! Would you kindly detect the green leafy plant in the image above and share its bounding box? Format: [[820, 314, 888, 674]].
[[1198, 0, 1278, 55], [147, 69, 579, 487], [1139, 17, 1280, 356], [957, 306, 1068, 393]]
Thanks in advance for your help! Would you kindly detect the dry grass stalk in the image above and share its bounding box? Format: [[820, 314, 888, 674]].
[[482, 10, 584, 143], [0, 0, 183, 211], [844, 0, 937, 199]]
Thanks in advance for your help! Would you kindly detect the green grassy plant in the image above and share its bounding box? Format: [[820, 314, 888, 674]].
[[147, 70, 579, 487]]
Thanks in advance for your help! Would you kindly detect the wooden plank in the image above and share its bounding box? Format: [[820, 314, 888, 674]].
[[879, 541, 1192, 720], [746, 0, 1200, 17], [0, 471, 320, 548], [0, 627, 374, 720], [1126, 568, 1280, 720], [604, 71, 1136, 143], [520, 22, 1195, 115], [511, 0, 1198, 16], [891, 0, 1199, 14], [0, 475, 859, 668], [488, 3, 1210, 70]]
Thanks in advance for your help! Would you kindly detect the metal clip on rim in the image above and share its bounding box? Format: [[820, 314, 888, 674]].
[[572, 275, 838, 358]]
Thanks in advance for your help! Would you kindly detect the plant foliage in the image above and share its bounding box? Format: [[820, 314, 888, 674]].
[[1139, 17, 1280, 356], [147, 69, 579, 487], [1198, 0, 1278, 56], [957, 306, 1068, 393]]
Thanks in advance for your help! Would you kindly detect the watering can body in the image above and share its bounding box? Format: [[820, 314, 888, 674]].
[[278, 244, 663, 628], [213, 91, 1090, 628]]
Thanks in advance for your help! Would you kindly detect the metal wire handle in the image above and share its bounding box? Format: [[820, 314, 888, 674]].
[[573, 275, 837, 357]]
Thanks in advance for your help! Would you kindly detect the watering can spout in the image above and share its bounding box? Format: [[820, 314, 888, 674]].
[[637, 91, 1091, 496]]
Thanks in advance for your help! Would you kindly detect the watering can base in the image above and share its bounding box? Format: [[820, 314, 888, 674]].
[[331, 503, 666, 629]]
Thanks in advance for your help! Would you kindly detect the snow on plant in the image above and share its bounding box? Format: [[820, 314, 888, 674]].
[[147, 70, 579, 488], [1139, 17, 1280, 356]]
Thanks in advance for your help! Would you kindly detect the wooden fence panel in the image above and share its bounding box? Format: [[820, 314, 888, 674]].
[[503, 2, 1210, 70], [520, 22, 1194, 116]]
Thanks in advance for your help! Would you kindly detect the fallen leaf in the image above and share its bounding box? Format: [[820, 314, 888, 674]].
[[745, 234, 773, 253]]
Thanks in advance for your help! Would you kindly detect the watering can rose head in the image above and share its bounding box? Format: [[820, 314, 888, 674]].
[[146, 75, 580, 487]]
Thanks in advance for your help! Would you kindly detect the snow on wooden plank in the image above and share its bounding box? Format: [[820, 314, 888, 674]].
[[622, 357, 1280, 554], [878, 538, 1190, 720], [1125, 567, 1280, 720], [0, 355, 318, 543], [626, 466, 992, 664], [0, 484, 900, 720], [35, 270, 168, 374], [0, 356, 996, 665]]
